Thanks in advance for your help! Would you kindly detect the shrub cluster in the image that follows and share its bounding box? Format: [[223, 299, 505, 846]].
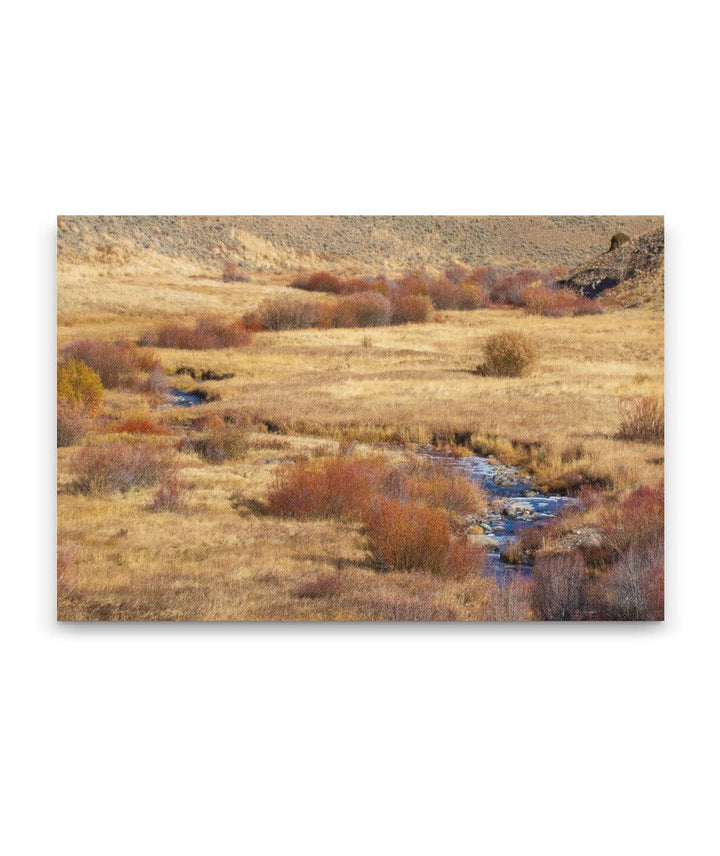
[[267, 454, 487, 578], [617, 397, 664, 443], [71, 441, 177, 494], [252, 290, 432, 332], [141, 318, 252, 350], [476, 331, 537, 377], [62, 340, 156, 388], [520, 284, 603, 317], [288, 266, 595, 317]]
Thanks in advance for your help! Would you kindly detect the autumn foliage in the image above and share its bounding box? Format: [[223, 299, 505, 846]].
[[267, 454, 486, 578]]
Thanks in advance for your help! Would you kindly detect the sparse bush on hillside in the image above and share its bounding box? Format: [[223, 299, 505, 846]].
[[57, 398, 91, 447], [295, 573, 346, 599], [142, 318, 252, 350], [57, 358, 103, 414], [222, 262, 249, 282], [72, 441, 177, 494], [617, 397, 664, 443], [62, 340, 153, 389], [476, 331, 537, 377]]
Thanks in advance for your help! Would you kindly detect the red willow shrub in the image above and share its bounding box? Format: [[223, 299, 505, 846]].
[[392, 294, 433, 323], [62, 339, 155, 388], [267, 456, 392, 519], [142, 318, 252, 350], [267, 454, 487, 577], [600, 482, 664, 558]]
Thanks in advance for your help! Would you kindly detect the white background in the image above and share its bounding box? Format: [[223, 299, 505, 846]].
[[2, 1, 718, 854]]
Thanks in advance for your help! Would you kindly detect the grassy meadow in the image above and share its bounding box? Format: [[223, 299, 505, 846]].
[[57, 220, 664, 621]]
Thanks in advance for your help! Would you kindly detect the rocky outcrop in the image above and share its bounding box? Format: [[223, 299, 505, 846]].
[[558, 226, 664, 298]]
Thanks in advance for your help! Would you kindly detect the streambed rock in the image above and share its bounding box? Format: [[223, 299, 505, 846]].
[[503, 501, 535, 519]]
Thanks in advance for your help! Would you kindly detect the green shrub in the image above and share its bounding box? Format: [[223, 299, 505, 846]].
[[57, 358, 103, 414]]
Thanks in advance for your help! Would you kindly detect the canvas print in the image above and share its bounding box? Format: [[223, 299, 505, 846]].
[[57, 216, 664, 621]]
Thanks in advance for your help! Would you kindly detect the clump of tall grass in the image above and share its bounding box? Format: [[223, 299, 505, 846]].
[[476, 331, 537, 377], [187, 419, 249, 463], [617, 397, 664, 443], [146, 477, 187, 512]]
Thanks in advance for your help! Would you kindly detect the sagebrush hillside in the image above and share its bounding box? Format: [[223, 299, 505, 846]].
[[58, 215, 663, 275]]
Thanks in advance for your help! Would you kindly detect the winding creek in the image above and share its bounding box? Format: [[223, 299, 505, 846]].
[[165, 388, 575, 580]]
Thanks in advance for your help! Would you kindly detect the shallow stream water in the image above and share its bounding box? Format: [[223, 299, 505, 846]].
[[424, 450, 576, 581]]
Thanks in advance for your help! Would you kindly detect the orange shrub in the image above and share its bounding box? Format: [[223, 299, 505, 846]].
[[267, 456, 392, 518], [521, 284, 603, 317], [392, 293, 433, 323], [381, 459, 487, 517], [363, 499, 481, 578], [114, 418, 172, 436]]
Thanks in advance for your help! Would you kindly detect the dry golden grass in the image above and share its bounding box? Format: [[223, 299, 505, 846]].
[[57, 256, 663, 620]]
